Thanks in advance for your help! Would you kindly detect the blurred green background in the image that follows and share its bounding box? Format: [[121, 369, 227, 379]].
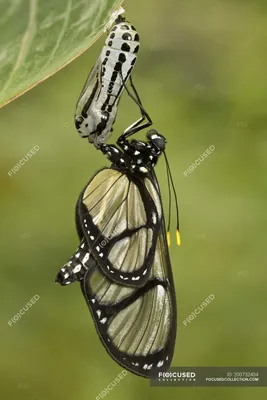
[[1, 0, 267, 399]]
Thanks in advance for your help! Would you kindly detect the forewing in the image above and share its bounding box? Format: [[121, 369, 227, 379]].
[[77, 168, 161, 287]]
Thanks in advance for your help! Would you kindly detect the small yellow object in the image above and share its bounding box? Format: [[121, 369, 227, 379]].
[[176, 230, 181, 246], [167, 231, 171, 247]]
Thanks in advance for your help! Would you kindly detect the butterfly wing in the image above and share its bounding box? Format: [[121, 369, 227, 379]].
[[56, 168, 177, 378], [56, 232, 176, 378], [76, 167, 162, 287], [80, 223, 176, 378]]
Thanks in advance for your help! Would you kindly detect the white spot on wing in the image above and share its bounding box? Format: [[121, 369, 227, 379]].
[[132, 276, 140, 281]]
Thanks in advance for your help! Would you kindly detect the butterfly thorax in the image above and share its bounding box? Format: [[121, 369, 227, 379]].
[[100, 130, 166, 175]]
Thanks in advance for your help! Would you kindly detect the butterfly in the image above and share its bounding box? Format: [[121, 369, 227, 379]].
[[55, 129, 179, 378]]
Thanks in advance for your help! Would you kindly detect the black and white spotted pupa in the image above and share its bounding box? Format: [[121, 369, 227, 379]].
[[75, 16, 140, 147]]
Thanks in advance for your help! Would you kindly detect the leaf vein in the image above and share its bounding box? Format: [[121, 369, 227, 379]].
[[40, 0, 73, 73], [0, 0, 37, 97]]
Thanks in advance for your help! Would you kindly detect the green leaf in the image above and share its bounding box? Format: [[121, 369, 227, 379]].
[[0, 0, 123, 107]]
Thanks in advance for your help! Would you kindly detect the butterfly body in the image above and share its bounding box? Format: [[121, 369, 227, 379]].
[[55, 130, 177, 378]]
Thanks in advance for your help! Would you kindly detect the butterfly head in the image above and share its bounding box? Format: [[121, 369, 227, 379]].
[[146, 130, 166, 153]]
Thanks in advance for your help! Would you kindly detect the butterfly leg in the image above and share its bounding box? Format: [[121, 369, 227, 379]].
[[118, 75, 153, 145]]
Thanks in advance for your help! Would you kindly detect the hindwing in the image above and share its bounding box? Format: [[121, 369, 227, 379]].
[[79, 224, 176, 378]]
